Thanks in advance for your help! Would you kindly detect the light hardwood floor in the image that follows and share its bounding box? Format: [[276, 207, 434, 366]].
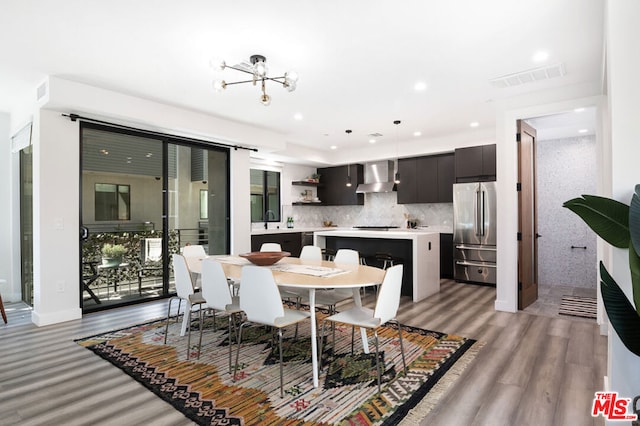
[[0, 280, 606, 425]]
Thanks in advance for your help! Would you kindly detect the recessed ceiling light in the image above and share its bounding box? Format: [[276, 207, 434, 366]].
[[293, 112, 303, 121], [330, 145, 337, 150], [369, 139, 376, 144], [470, 122, 480, 128], [532, 50, 549, 62], [578, 129, 589, 133], [413, 131, 422, 137], [414, 81, 428, 91], [574, 107, 585, 113]]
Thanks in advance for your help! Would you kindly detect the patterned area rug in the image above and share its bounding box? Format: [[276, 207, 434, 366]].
[[559, 295, 597, 319], [76, 308, 480, 425]]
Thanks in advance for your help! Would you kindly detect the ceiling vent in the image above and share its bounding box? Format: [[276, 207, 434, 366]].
[[490, 63, 566, 88], [368, 132, 383, 138]]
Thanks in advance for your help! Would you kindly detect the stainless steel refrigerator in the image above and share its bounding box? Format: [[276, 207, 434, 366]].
[[453, 182, 497, 285]]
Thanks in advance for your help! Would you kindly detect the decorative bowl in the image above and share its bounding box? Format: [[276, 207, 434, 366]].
[[323, 220, 333, 227], [239, 251, 291, 266]]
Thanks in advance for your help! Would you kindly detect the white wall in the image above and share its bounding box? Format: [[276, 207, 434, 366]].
[[32, 109, 82, 325], [0, 113, 16, 300], [536, 135, 597, 288], [605, 0, 640, 406]]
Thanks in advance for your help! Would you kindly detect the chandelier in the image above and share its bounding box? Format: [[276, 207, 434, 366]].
[[212, 54, 298, 106]]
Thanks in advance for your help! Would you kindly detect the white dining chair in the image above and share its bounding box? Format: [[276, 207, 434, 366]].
[[199, 258, 243, 370], [234, 265, 311, 398], [299, 245, 322, 261], [182, 245, 207, 289], [315, 248, 359, 312], [182, 244, 207, 257], [165, 254, 207, 360], [319, 264, 407, 394], [260, 242, 282, 252]]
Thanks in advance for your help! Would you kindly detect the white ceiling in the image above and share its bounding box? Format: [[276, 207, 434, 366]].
[[0, 0, 604, 153]]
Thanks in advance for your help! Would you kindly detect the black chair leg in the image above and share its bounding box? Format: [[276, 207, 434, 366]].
[[374, 331, 381, 394], [279, 328, 284, 398], [395, 320, 407, 375]]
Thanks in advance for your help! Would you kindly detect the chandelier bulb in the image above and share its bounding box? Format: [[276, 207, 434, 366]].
[[213, 80, 227, 92], [260, 93, 271, 106]]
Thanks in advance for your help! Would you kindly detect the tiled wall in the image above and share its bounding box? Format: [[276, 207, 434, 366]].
[[536, 135, 597, 289], [285, 191, 453, 230]]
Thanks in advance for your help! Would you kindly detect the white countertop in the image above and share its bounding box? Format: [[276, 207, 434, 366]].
[[314, 228, 440, 239], [252, 225, 453, 236]]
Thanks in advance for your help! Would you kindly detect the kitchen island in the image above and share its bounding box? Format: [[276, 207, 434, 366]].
[[314, 228, 440, 302]]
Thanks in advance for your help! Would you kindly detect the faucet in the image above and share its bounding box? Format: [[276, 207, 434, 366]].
[[264, 210, 276, 229]]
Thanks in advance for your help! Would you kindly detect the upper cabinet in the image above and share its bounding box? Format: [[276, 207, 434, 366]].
[[397, 153, 454, 204], [317, 164, 364, 206], [454, 144, 496, 182]]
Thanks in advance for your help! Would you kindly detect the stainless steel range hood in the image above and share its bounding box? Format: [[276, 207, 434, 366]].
[[356, 160, 397, 193]]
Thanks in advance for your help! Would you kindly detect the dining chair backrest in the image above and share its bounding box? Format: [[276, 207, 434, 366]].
[[240, 265, 284, 325], [183, 244, 207, 257], [373, 264, 404, 324], [143, 238, 162, 262], [260, 242, 282, 252], [333, 248, 360, 265], [172, 254, 195, 299], [200, 258, 233, 311], [299, 245, 322, 261]]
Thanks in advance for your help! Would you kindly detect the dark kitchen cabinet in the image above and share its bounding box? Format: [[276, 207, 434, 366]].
[[455, 144, 496, 181], [397, 158, 418, 204], [317, 164, 364, 206], [437, 154, 455, 202], [251, 232, 302, 257], [397, 153, 454, 204], [440, 233, 453, 279]]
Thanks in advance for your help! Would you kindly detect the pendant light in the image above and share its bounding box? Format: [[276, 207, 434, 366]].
[[345, 129, 352, 187], [393, 120, 401, 184]]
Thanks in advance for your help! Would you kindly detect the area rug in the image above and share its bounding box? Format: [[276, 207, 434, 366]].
[[559, 295, 597, 319], [76, 308, 480, 425]]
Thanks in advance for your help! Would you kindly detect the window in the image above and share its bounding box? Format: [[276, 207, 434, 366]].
[[250, 169, 281, 222], [200, 189, 208, 219], [95, 183, 130, 221]]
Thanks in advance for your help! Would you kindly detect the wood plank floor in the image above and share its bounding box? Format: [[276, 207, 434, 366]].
[[0, 280, 606, 425]]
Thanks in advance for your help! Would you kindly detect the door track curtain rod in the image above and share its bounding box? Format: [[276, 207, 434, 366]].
[[61, 113, 258, 152]]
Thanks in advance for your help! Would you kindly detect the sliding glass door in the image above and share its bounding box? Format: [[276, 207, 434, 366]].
[[80, 124, 229, 312]]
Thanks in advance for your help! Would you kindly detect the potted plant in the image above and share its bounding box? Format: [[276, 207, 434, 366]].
[[101, 243, 127, 267], [563, 184, 640, 356]]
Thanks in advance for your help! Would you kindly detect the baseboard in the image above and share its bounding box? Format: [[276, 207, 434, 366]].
[[494, 299, 517, 313], [32, 307, 82, 326]]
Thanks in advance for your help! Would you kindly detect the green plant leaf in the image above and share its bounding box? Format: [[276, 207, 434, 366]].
[[599, 261, 640, 357], [563, 195, 630, 248], [630, 242, 640, 316], [630, 184, 640, 255]]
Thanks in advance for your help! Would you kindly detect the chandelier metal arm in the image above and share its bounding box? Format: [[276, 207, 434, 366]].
[[222, 64, 256, 76], [223, 79, 258, 86]]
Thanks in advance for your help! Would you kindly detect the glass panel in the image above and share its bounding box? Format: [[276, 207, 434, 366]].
[[20, 146, 33, 306], [81, 127, 164, 311], [168, 145, 229, 256], [266, 171, 281, 222], [250, 169, 280, 222], [200, 190, 208, 219]]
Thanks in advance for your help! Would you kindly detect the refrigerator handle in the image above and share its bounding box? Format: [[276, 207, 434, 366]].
[[480, 190, 485, 236], [475, 186, 481, 236]]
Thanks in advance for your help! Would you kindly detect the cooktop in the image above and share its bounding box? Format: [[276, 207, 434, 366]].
[[353, 225, 399, 230]]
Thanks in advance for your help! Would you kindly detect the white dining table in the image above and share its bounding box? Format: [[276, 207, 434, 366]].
[[185, 255, 385, 388]]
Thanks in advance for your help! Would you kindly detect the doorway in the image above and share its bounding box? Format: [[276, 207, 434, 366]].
[[519, 107, 598, 315], [80, 124, 230, 312]]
